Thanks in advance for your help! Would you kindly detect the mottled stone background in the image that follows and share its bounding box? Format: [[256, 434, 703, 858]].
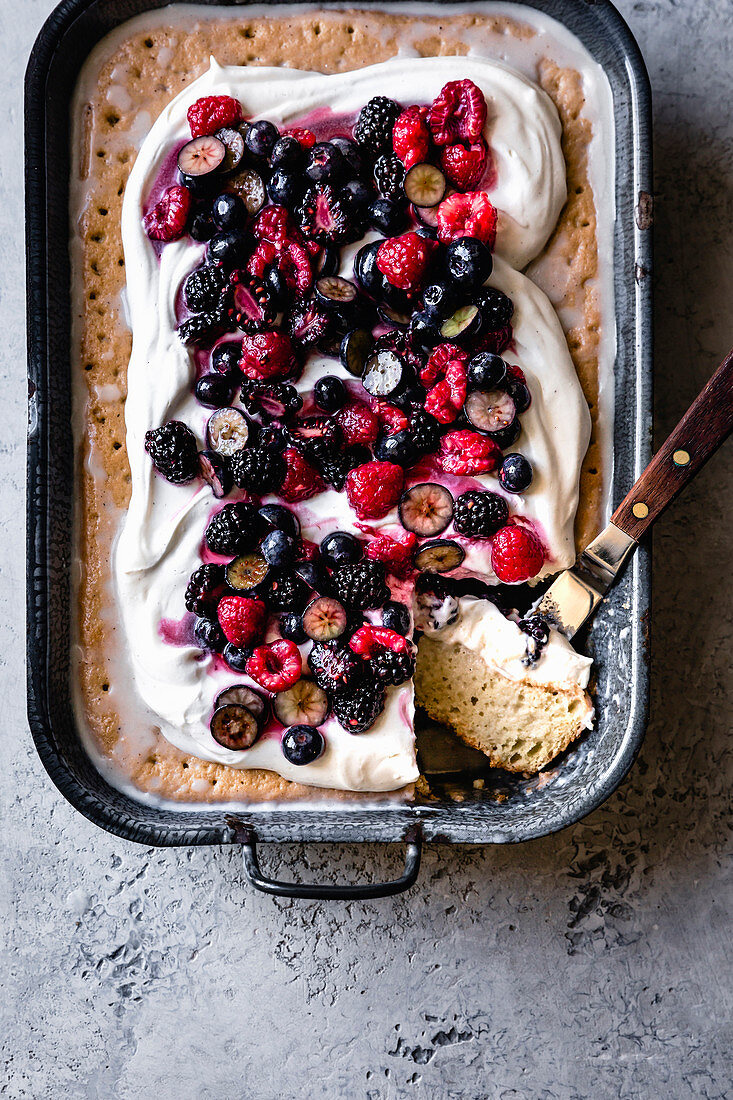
[[2, 1, 732, 1097]]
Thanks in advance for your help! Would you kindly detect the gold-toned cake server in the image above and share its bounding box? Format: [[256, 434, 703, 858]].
[[536, 346, 733, 639]]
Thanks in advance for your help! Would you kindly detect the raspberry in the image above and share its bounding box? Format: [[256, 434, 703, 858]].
[[185, 563, 226, 616], [187, 95, 243, 138], [420, 342, 468, 387], [247, 238, 313, 294], [143, 185, 192, 242], [428, 79, 487, 146], [331, 560, 391, 610], [332, 680, 386, 734], [334, 402, 380, 447], [308, 640, 366, 694], [392, 105, 431, 169], [376, 232, 437, 295], [238, 331, 298, 381], [365, 529, 417, 578], [436, 191, 498, 247], [287, 127, 316, 148], [345, 461, 404, 520], [440, 140, 488, 191], [453, 490, 509, 538], [217, 596, 267, 648], [370, 400, 409, 435], [353, 96, 401, 156], [349, 625, 416, 687], [246, 639, 303, 692], [279, 447, 324, 502], [424, 360, 468, 424], [252, 205, 295, 243], [144, 420, 199, 484], [439, 430, 502, 476], [490, 524, 545, 583]]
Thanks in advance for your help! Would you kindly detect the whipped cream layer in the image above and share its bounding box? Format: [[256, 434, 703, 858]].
[[116, 55, 588, 789]]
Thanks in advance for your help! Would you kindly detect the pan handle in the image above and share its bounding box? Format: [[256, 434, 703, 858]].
[[239, 827, 422, 900]]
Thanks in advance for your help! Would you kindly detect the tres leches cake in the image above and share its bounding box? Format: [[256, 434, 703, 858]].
[[71, 8, 612, 802]]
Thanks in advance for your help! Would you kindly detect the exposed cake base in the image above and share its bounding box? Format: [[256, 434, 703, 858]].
[[415, 637, 592, 774], [72, 7, 606, 803]]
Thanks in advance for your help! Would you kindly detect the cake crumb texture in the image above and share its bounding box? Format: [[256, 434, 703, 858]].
[[74, 10, 605, 801]]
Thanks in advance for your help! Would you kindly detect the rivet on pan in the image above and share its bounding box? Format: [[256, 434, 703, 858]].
[[632, 502, 649, 519], [673, 449, 690, 467]]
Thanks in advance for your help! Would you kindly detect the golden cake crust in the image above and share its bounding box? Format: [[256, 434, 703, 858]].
[[72, 9, 605, 803]]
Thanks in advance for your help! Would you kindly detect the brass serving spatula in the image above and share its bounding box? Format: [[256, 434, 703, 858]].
[[536, 347, 733, 639]]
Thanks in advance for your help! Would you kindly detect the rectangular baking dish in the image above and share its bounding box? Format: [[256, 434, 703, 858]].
[[26, 0, 652, 897]]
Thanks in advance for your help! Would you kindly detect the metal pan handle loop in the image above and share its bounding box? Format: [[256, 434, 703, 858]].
[[239, 827, 422, 900]]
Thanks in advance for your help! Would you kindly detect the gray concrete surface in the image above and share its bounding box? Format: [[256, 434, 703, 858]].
[[2, 1, 732, 1097]]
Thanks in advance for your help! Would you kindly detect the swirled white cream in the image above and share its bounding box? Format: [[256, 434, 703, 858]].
[[116, 55, 589, 790]]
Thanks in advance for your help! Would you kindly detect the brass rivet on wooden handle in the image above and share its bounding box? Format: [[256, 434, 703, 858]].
[[632, 502, 649, 519], [673, 449, 691, 466]]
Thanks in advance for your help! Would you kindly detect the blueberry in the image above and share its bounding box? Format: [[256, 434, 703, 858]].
[[294, 561, 333, 593], [223, 642, 253, 671], [506, 377, 532, 413], [261, 529, 297, 567], [211, 340, 242, 377], [342, 178, 373, 211], [374, 429, 418, 467], [488, 418, 522, 450], [320, 531, 363, 571], [498, 453, 533, 493], [195, 373, 233, 408], [189, 208, 215, 242], [408, 310, 441, 352], [270, 135, 304, 169], [258, 504, 300, 538], [194, 616, 226, 652], [305, 142, 346, 184], [353, 240, 384, 298], [368, 198, 408, 236], [212, 192, 246, 231], [468, 352, 507, 391], [382, 601, 411, 635], [244, 119, 279, 158], [279, 611, 307, 643], [422, 282, 456, 318], [281, 724, 325, 765], [445, 236, 493, 291], [267, 169, 302, 207], [263, 265, 288, 311], [208, 231, 248, 267], [330, 136, 368, 177], [314, 375, 347, 413]]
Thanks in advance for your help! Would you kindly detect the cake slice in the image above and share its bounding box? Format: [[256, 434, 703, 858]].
[[415, 599, 593, 773]]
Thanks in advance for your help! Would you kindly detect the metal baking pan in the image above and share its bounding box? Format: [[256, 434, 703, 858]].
[[26, 0, 652, 898]]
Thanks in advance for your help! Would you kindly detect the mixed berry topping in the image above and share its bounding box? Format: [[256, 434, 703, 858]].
[[143, 80, 553, 761]]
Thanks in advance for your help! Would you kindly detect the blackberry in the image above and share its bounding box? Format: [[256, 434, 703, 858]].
[[474, 287, 514, 330], [330, 561, 390, 610], [409, 408, 442, 456], [353, 97, 401, 156], [373, 154, 406, 201], [260, 571, 310, 612], [518, 613, 551, 668], [177, 307, 231, 347], [239, 380, 303, 423], [284, 296, 333, 349], [371, 647, 415, 687], [332, 678, 386, 734], [144, 420, 199, 484], [183, 264, 229, 313], [308, 640, 366, 695], [453, 490, 509, 538], [231, 447, 286, 494], [185, 563, 226, 616], [205, 502, 263, 556]]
